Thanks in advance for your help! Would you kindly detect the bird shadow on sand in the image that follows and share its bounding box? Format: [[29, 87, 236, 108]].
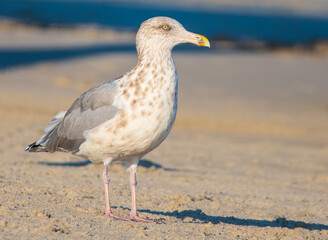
[[38, 160, 92, 167], [37, 158, 186, 172], [138, 159, 189, 172], [136, 208, 328, 230]]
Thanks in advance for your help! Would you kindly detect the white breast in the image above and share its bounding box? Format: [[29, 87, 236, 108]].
[[78, 59, 178, 164]]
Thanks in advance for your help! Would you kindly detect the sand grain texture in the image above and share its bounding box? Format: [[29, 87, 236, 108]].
[[0, 24, 328, 239]]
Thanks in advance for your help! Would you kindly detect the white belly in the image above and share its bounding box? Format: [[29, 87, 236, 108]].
[[78, 76, 177, 163]]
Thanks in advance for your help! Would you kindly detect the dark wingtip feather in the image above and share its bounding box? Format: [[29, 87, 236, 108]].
[[25, 142, 43, 152], [25, 142, 36, 151]]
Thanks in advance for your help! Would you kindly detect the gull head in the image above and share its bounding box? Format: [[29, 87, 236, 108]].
[[136, 16, 210, 54]]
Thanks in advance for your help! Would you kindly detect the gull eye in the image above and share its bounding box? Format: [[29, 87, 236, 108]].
[[162, 25, 170, 30]]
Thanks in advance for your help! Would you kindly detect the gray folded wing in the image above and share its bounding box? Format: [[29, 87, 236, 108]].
[[46, 81, 119, 153]]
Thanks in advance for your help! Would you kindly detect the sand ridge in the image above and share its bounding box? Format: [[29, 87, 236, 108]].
[[0, 23, 327, 239]]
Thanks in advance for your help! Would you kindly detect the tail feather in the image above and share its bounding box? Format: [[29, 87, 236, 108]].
[[43, 111, 66, 133], [25, 141, 47, 152], [25, 111, 67, 152]]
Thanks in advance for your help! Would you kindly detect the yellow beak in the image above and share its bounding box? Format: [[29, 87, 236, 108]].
[[178, 32, 210, 48], [197, 35, 210, 48]]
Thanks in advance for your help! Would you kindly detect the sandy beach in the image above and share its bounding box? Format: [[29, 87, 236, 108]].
[[0, 21, 328, 239]]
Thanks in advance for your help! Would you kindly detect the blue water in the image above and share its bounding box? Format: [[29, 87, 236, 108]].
[[1, 0, 328, 70], [0, 0, 328, 45]]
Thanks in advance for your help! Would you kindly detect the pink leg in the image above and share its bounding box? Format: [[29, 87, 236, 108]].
[[103, 164, 132, 222], [129, 163, 158, 223]]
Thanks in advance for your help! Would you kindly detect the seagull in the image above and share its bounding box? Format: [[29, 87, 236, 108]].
[[26, 16, 210, 223]]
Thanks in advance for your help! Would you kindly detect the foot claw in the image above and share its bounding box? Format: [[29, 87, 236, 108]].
[[105, 211, 162, 224], [105, 212, 133, 222]]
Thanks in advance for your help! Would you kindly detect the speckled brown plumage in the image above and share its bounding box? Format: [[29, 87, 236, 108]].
[[26, 16, 210, 223]]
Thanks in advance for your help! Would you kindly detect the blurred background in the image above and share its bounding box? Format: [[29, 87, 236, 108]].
[[0, 0, 328, 239], [1, 0, 328, 144]]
